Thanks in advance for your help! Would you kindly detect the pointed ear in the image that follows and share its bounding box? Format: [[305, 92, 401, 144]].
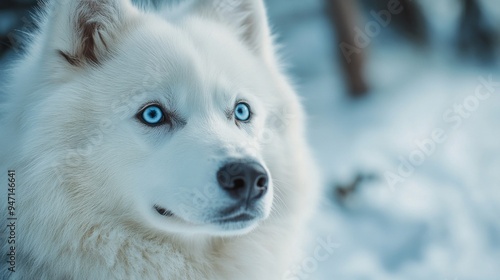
[[192, 0, 276, 62], [45, 0, 137, 67]]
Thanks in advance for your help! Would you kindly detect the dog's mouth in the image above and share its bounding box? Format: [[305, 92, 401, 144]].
[[153, 204, 258, 225], [213, 213, 256, 224]]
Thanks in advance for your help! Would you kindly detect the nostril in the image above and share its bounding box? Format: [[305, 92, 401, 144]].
[[256, 176, 267, 188], [233, 178, 246, 189]]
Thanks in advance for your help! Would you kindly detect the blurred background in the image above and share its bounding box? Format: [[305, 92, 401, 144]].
[[1, 0, 500, 279]]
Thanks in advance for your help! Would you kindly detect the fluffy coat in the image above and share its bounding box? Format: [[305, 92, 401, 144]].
[[0, 0, 319, 279]]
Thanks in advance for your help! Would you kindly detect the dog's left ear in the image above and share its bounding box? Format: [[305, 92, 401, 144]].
[[44, 0, 138, 67], [192, 0, 276, 63]]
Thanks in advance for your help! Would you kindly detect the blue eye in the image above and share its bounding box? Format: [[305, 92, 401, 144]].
[[139, 105, 165, 126], [234, 102, 251, 122]]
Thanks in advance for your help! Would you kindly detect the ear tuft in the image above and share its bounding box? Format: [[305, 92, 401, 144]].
[[52, 0, 131, 66], [193, 0, 275, 62]]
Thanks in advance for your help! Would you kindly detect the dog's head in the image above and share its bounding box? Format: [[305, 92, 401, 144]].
[[29, 0, 299, 236]]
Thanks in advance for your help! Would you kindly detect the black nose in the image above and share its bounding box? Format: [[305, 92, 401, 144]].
[[217, 161, 269, 202]]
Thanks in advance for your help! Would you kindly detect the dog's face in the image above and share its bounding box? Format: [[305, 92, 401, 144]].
[[37, 0, 290, 236], [105, 23, 275, 236]]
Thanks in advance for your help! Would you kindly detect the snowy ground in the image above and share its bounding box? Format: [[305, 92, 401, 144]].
[[1, 1, 500, 279], [266, 1, 500, 280]]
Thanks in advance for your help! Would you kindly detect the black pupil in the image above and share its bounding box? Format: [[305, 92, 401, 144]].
[[148, 109, 158, 120], [237, 106, 245, 116]]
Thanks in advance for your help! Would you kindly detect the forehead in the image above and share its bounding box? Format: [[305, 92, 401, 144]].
[[96, 15, 266, 110]]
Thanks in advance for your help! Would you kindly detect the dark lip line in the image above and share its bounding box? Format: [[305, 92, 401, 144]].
[[211, 212, 256, 224], [153, 205, 258, 224], [153, 205, 174, 217]]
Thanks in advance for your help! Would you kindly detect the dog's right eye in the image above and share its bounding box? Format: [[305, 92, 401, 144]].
[[234, 102, 251, 122], [137, 104, 167, 127]]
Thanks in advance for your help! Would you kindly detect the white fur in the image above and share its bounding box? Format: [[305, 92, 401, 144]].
[[0, 0, 319, 279]]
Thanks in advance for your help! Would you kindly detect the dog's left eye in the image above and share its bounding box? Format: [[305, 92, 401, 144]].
[[138, 104, 166, 126], [234, 102, 251, 122]]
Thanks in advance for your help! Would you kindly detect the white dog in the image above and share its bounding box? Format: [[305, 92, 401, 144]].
[[0, 0, 319, 278]]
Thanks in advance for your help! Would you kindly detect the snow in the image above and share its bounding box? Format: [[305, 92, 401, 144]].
[[265, 1, 500, 279]]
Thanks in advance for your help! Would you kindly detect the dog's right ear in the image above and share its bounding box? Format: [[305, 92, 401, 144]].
[[43, 0, 137, 67], [187, 0, 276, 65]]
